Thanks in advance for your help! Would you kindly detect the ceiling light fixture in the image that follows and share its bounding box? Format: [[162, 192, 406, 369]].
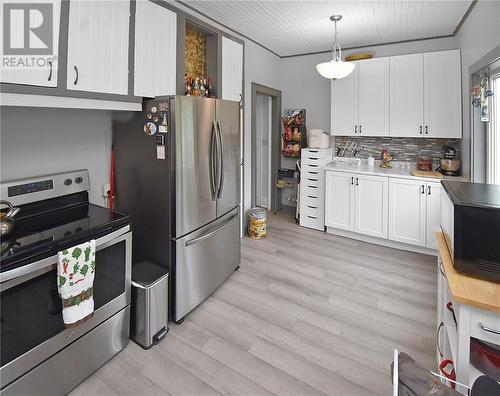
[[316, 15, 355, 80]]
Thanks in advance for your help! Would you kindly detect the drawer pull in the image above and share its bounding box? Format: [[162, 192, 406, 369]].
[[308, 150, 318, 153], [479, 322, 500, 336], [308, 185, 317, 189], [309, 171, 318, 175], [307, 215, 317, 219], [307, 205, 317, 209], [308, 164, 318, 168], [308, 178, 318, 182], [309, 157, 319, 160], [307, 195, 317, 199]]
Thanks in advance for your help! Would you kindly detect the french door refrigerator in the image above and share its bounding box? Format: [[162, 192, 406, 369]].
[[114, 96, 240, 323]]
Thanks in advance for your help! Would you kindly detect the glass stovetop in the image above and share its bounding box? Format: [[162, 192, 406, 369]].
[[1, 203, 129, 272]]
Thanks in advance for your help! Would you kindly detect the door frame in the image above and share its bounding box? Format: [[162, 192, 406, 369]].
[[250, 83, 281, 212]]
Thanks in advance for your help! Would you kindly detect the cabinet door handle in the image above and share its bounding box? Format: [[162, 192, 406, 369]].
[[73, 65, 79, 85], [351, 177, 354, 185], [428, 186, 431, 195], [421, 185, 425, 194], [359, 125, 362, 134], [356, 177, 359, 186], [425, 126, 428, 135], [437, 322, 444, 358], [439, 262, 446, 278], [479, 322, 500, 336], [48, 60, 53, 81], [419, 126, 422, 135], [354, 126, 357, 134]]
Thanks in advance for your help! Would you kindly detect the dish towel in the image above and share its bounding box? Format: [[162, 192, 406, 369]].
[[57, 240, 96, 327]]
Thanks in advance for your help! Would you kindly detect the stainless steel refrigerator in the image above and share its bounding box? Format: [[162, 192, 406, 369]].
[[113, 96, 240, 323]]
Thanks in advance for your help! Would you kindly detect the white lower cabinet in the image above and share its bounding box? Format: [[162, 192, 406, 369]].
[[389, 178, 427, 246], [326, 170, 442, 250], [354, 174, 388, 238], [325, 171, 355, 231], [325, 172, 388, 238], [426, 182, 442, 249]]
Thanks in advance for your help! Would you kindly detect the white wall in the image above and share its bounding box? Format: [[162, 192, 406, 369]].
[[280, 36, 458, 133], [0, 107, 112, 206], [455, 1, 500, 180]]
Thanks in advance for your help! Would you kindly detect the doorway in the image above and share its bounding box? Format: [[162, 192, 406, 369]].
[[255, 94, 272, 208], [251, 83, 282, 212]]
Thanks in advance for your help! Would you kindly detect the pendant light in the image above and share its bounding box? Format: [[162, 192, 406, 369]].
[[316, 15, 355, 79]]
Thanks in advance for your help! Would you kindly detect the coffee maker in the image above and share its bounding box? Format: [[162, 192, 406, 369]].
[[439, 146, 461, 176]]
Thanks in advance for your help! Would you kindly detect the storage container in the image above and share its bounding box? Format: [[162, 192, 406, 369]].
[[248, 207, 267, 239]]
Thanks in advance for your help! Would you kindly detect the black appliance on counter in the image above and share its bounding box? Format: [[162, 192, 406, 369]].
[[0, 170, 131, 395], [439, 145, 461, 176], [441, 180, 500, 282]]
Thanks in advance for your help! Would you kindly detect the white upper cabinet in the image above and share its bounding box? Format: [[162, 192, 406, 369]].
[[389, 178, 427, 246], [331, 50, 461, 138], [67, 0, 130, 95], [134, 0, 176, 98], [0, 0, 61, 87], [331, 65, 358, 136], [354, 174, 388, 239], [357, 57, 390, 136], [424, 50, 462, 138], [390, 53, 424, 137], [221, 37, 243, 102]]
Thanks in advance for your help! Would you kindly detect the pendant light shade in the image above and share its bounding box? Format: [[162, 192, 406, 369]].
[[316, 15, 355, 80]]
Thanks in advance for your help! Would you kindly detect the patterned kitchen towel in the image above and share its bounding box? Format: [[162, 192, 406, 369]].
[[57, 240, 96, 327]]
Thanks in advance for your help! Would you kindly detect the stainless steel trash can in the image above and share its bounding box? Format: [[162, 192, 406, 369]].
[[130, 261, 169, 349]]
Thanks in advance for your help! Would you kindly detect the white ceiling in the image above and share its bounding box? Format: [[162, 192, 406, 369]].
[[185, 0, 474, 57]]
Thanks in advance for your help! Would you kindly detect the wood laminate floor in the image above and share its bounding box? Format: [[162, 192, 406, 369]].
[[71, 213, 437, 396]]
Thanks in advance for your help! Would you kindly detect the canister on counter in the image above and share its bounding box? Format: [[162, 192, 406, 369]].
[[248, 207, 267, 240]]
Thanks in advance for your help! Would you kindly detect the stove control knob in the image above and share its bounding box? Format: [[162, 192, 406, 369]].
[[64, 178, 73, 186], [75, 176, 83, 184]]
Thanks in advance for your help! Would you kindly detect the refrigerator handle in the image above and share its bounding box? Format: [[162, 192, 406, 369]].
[[216, 120, 224, 199], [209, 121, 217, 201]]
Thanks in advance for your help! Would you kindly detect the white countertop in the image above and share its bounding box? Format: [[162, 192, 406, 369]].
[[323, 159, 467, 183]]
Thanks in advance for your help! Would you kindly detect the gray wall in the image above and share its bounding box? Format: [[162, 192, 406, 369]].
[[1, 107, 112, 206], [280, 36, 458, 133], [455, 1, 500, 181]]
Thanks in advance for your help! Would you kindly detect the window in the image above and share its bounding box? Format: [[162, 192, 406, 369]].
[[487, 73, 500, 184]]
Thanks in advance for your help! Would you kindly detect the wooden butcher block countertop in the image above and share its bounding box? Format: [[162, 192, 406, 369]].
[[436, 232, 500, 313]]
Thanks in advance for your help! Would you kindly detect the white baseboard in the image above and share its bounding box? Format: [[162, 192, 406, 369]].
[[326, 227, 437, 256]]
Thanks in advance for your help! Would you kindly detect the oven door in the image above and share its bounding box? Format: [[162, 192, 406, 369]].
[[0, 226, 131, 389]]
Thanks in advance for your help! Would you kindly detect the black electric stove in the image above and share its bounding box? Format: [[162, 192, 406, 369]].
[[0, 170, 130, 273]]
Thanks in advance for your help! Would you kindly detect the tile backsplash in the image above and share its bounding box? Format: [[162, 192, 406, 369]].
[[333, 136, 461, 163]]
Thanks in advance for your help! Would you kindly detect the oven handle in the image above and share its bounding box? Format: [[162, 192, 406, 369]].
[[0, 225, 130, 283]]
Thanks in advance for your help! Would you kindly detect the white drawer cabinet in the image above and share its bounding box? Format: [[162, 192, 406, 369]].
[[299, 148, 332, 231], [67, 0, 130, 95]]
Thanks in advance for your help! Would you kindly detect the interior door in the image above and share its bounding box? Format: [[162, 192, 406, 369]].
[[331, 65, 358, 136], [174, 96, 217, 237], [354, 174, 388, 239], [216, 99, 240, 217], [388, 178, 426, 246], [325, 171, 354, 231], [358, 57, 390, 136], [390, 54, 424, 137]]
